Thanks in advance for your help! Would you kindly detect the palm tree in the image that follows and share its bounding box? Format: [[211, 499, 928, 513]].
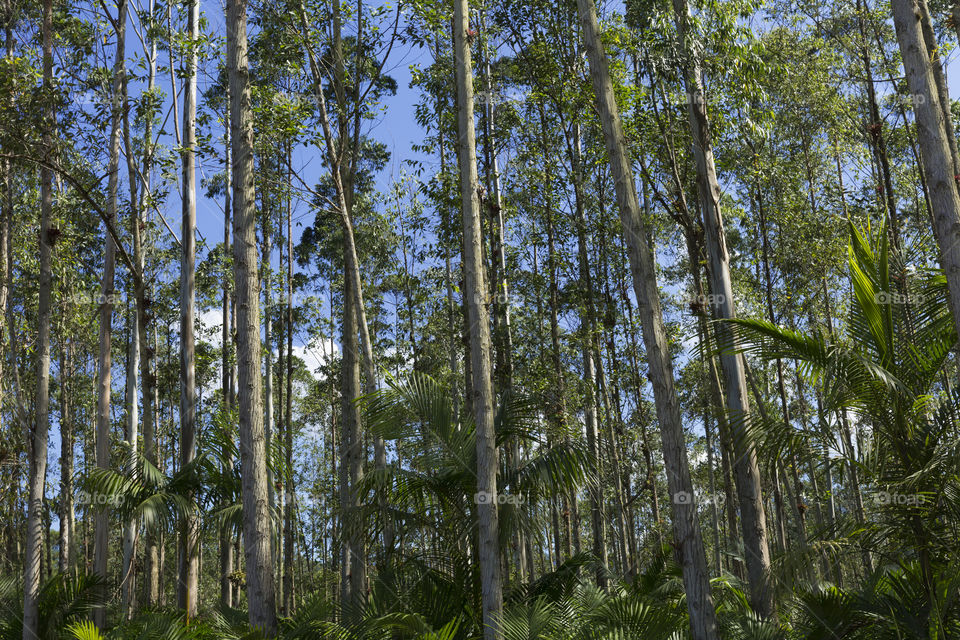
[[356, 373, 593, 635], [724, 218, 960, 632]]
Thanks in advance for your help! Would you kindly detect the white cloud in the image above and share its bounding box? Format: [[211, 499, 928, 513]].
[[197, 306, 339, 378]]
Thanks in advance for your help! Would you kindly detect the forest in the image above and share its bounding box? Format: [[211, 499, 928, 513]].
[[1, 0, 960, 636]]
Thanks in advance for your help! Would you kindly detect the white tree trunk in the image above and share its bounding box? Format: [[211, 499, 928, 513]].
[[93, 0, 127, 628], [228, 0, 278, 630], [120, 47, 144, 618], [22, 1, 55, 635], [891, 0, 960, 339], [178, 0, 200, 619], [576, 0, 719, 637], [453, 2, 504, 638]]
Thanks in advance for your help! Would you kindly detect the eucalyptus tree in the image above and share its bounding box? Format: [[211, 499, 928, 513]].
[[890, 0, 960, 341], [668, 0, 776, 616], [454, 0, 504, 634], [177, 0, 200, 618], [228, 0, 278, 629], [93, 0, 128, 628], [576, 0, 719, 636], [292, 0, 400, 604], [21, 0, 54, 636], [134, 0, 162, 605]]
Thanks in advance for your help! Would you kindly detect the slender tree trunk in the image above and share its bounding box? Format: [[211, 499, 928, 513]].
[[682, 222, 742, 578], [221, 87, 235, 609], [93, 0, 127, 628], [299, 0, 393, 583], [453, 0, 503, 636], [177, 0, 200, 618], [576, 1, 719, 636], [59, 337, 75, 573], [595, 179, 633, 576], [22, 2, 54, 635], [120, 53, 144, 618], [340, 264, 365, 604], [283, 147, 295, 615], [479, 13, 523, 581], [228, 0, 278, 630], [753, 183, 810, 565], [0, 18, 11, 566], [540, 116, 573, 560], [568, 122, 608, 587], [0, 16, 9, 463], [891, 0, 960, 341], [122, 305, 140, 618], [262, 170, 276, 572], [671, 0, 773, 617], [139, 0, 160, 605], [856, 0, 901, 247]]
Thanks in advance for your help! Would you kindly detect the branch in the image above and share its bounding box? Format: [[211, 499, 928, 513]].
[[2, 152, 142, 286]]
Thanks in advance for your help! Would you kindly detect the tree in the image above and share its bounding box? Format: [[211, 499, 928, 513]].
[[228, 0, 278, 630], [93, 0, 128, 628], [576, 0, 719, 636], [21, 0, 54, 635], [890, 0, 960, 341], [453, 0, 503, 637], [177, 0, 200, 618], [670, 0, 774, 616]]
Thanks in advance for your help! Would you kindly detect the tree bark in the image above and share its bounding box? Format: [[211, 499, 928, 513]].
[[453, 0, 504, 636], [221, 83, 235, 610], [891, 0, 960, 342], [283, 146, 295, 614], [671, 0, 774, 617], [228, 0, 278, 630], [23, 1, 54, 635], [177, 0, 200, 619], [576, 1, 719, 637], [139, 0, 160, 605], [121, 86, 141, 616], [93, 0, 127, 628]]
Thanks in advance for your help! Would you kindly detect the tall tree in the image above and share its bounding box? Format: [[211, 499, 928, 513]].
[[576, 0, 719, 637], [228, 0, 278, 630], [220, 81, 235, 610], [453, 1, 503, 637], [139, 0, 161, 604], [22, 0, 54, 635], [93, 0, 128, 628], [890, 0, 960, 341], [121, 62, 140, 617], [178, 0, 200, 618], [670, 0, 774, 616]]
